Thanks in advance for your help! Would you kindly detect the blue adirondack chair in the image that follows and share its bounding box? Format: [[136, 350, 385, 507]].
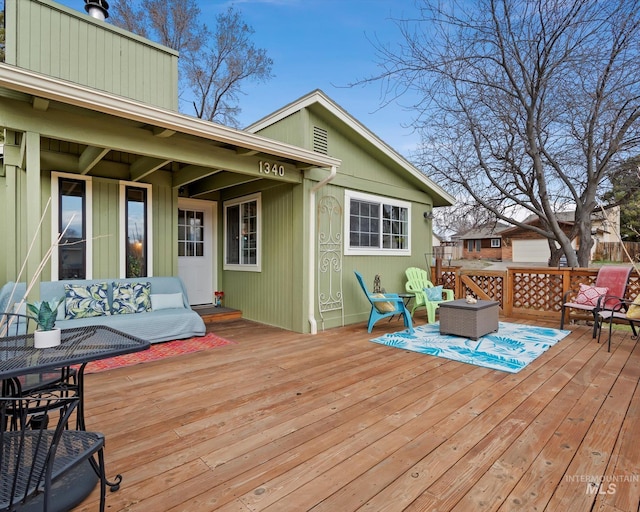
[[354, 271, 414, 334]]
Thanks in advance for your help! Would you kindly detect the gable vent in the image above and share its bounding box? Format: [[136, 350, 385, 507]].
[[313, 126, 328, 154]]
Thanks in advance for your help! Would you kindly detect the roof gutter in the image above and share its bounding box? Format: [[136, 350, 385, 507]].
[[308, 165, 337, 334]]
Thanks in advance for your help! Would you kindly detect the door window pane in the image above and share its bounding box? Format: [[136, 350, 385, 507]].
[[178, 209, 204, 258]]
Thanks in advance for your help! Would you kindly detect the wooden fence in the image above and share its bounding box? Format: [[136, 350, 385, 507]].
[[432, 265, 639, 323], [594, 242, 640, 262]]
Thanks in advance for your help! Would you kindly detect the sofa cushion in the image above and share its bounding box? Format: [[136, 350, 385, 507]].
[[150, 292, 185, 311], [64, 283, 111, 319], [55, 308, 206, 344], [112, 281, 151, 315]]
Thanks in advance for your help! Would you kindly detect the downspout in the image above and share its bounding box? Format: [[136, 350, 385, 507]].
[[308, 165, 337, 334]]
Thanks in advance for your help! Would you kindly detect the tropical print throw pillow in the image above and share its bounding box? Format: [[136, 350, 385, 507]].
[[64, 282, 111, 318], [112, 281, 151, 315]]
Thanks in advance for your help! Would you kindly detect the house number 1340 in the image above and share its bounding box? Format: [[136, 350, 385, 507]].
[[259, 161, 285, 177]]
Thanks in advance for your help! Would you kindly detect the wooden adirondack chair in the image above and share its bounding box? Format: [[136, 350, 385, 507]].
[[404, 267, 454, 323], [354, 271, 413, 333]]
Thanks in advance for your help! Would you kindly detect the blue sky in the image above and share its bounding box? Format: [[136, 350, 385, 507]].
[[55, 0, 422, 157]]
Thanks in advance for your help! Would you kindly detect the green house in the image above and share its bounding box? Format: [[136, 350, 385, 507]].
[[0, 0, 454, 334]]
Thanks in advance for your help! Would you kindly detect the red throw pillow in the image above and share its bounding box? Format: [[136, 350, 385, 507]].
[[574, 283, 609, 307]]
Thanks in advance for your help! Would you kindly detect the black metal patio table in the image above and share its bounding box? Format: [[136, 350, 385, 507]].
[[0, 324, 150, 429], [0, 325, 150, 503]]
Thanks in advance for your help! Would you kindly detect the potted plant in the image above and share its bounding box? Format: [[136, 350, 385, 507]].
[[27, 297, 64, 348]]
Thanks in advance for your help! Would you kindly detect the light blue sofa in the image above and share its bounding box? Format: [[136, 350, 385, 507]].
[[0, 277, 206, 344]]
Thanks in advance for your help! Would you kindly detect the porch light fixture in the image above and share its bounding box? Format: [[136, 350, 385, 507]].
[[423, 210, 434, 220], [84, 0, 109, 20]]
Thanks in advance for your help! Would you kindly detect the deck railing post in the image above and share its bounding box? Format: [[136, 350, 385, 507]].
[[504, 268, 513, 317]]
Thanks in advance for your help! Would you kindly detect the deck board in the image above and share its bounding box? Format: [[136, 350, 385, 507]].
[[73, 317, 640, 511]]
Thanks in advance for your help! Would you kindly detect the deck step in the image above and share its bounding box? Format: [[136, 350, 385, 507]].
[[192, 305, 242, 323]]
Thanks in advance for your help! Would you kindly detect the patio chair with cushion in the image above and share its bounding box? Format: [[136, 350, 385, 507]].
[[404, 267, 454, 323], [354, 271, 413, 334], [560, 265, 633, 338], [596, 294, 640, 352]]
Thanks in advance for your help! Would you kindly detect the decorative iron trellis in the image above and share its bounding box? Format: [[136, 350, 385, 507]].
[[317, 195, 344, 330]]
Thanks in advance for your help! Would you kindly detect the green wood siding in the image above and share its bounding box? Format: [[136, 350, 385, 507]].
[[152, 184, 177, 276], [315, 184, 432, 331], [251, 110, 309, 150], [220, 185, 297, 331], [251, 101, 441, 332], [91, 178, 120, 278], [6, 0, 178, 110]]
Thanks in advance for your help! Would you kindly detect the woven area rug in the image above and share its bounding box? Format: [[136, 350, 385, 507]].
[[84, 332, 235, 374], [371, 322, 570, 373]]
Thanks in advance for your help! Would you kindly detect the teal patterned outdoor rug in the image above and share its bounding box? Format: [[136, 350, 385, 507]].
[[370, 322, 570, 373]]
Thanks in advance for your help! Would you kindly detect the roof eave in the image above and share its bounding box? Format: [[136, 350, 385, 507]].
[[0, 64, 341, 169]]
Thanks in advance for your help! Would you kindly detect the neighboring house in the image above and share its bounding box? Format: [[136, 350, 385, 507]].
[[501, 207, 620, 263], [0, 0, 454, 334], [453, 223, 511, 260]]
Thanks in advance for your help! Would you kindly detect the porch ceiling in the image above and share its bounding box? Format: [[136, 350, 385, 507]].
[[0, 64, 341, 198]]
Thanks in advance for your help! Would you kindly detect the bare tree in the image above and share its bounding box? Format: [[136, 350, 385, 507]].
[[109, 0, 149, 38], [368, 0, 640, 266], [184, 8, 273, 126], [109, 0, 271, 126], [602, 161, 640, 241], [433, 200, 498, 240]]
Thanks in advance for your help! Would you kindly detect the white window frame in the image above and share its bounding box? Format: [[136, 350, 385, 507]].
[[223, 193, 262, 272], [491, 238, 501, 248], [119, 181, 153, 278], [344, 190, 411, 256], [51, 172, 93, 280]]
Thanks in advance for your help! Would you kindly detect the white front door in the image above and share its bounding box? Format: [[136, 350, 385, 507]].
[[178, 199, 215, 305]]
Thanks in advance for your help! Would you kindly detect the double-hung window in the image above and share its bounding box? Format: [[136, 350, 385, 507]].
[[224, 193, 261, 271], [345, 190, 411, 255]]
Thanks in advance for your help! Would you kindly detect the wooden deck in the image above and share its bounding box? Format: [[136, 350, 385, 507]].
[[75, 316, 640, 511]]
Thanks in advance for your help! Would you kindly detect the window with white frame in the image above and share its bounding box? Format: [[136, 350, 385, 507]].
[[344, 190, 411, 255], [491, 238, 501, 248], [119, 182, 152, 278], [51, 172, 93, 280], [224, 193, 261, 271]]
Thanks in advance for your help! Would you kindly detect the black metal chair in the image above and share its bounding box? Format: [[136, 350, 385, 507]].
[[596, 296, 639, 352], [0, 393, 107, 511]]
